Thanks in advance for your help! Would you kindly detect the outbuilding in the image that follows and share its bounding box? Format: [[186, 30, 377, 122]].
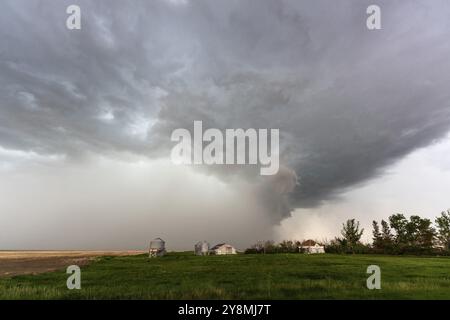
[[299, 240, 325, 254], [194, 241, 210, 255], [149, 237, 166, 257], [209, 243, 237, 255]]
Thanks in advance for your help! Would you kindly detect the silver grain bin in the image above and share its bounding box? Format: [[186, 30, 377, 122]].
[[194, 241, 210, 256], [149, 237, 166, 257]]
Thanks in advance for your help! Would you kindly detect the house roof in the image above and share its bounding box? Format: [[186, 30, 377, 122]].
[[210, 243, 233, 250], [301, 239, 316, 246]]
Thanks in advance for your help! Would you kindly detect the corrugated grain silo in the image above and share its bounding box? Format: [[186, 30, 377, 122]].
[[194, 241, 210, 255], [149, 237, 166, 258]]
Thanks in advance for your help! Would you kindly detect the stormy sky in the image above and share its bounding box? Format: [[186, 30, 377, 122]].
[[1, 0, 450, 250]]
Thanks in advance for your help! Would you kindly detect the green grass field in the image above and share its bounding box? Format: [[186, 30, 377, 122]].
[[1, 252, 450, 299]]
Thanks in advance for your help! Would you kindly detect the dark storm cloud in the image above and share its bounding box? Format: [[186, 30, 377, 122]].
[[1, 0, 450, 220]]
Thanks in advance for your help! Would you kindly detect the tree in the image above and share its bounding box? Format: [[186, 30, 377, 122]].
[[251, 241, 265, 253], [263, 240, 277, 254], [341, 219, 364, 249], [402, 215, 435, 248], [406, 215, 423, 246], [372, 221, 383, 249], [381, 219, 393, 245], [389, 214, 408, 245], [436, 210, 450, 250], [415, 217, 435, 249], [372, 219, 395, 252], [389, 213, 435, 250], [279, 240, 296, 253]]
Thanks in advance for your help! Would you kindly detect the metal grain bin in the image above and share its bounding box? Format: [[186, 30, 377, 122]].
[[194, 241, 210, 255], [149, 237, 166, 258]]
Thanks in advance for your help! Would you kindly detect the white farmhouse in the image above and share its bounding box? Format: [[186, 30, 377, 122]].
[[209, 243, 237, 255], [299, 240, 325, 254]]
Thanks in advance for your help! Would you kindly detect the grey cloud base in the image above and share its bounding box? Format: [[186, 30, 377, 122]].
[[1, 0, 450, 223]]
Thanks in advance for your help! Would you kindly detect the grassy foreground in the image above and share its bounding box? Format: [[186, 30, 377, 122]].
[[1, 252, 449, 299]]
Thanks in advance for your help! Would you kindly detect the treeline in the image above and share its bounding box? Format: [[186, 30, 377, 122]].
[[327, 210, 450, 255], [245, 210, 450, 256], [244, 240, 302, 254]]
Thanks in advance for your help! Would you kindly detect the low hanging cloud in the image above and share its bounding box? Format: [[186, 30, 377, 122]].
[[1, 0, 450, 233]]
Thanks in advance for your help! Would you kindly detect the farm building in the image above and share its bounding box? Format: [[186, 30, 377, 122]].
[[299, 240, 325, 254], [194, 241, 210, 255], [209, 243, 237, 255], [148, 237, 166, 258]]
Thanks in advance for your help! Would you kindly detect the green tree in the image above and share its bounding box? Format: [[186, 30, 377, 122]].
[[406, 215, 423, 245], [403, 215, 435, 248], [415, 217, 435, 249], [381, 219, 393, 245], [341, 219, 364, 250], [389, 214, 409, 245], [251, 241, 265, 253], [279, 240, 297, 253], [263, 240, 277, 254], [372, 221, 383, 249], [435, 210, 450, 250], [389, 214, 435, 250]]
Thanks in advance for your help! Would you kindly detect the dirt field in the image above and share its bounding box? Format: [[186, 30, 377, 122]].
[[0, 251, 145, 277]]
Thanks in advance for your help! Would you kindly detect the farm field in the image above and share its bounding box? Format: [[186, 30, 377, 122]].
[[0, 252, 449, 299], [0, 251, 145, 277]]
